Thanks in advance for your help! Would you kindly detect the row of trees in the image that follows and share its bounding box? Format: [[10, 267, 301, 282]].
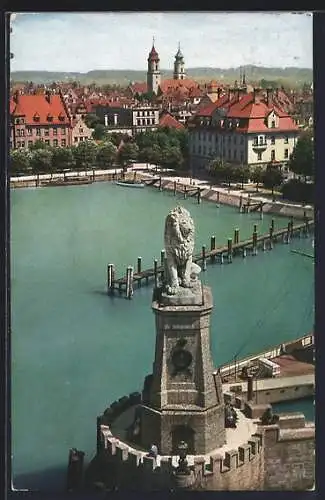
[[208, 160, 284, 195], [10, 127, 189, 175]]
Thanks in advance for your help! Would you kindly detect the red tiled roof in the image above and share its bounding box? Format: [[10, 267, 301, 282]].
[[159, 112, 185, 129], [159, 78, 199, 94], [10, 93, 70, 125]]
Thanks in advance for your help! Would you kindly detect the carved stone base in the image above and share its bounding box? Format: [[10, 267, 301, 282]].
[[159, 281, 203, 307]]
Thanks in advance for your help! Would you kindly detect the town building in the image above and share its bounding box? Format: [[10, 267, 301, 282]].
[[188, 87, 300, 174], [93, 104, 160, 136], [70, 117, 93, 145], [10, 90, 71, 150]]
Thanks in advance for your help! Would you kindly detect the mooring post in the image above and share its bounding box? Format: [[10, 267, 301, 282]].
[[227, 238, 233, 263], [252, 230, 258, 256], [271, 218, 275, 232], [262, 238, 267, 251], [234, 228, 239, 245], [217, 191, 220, 204], [247, 194, 251, 210], [202, 245, 207, 271], [269, 226, 274, 250], [197, 187, 201, 204], [260, 203, 264, 219], [184, 185, 187, 199], [137, 256, 142, 274], [160, 249, 165, 267], [154, 259, 158, 288], [210, 236, 216, 263], [247, 375, 254, 402], [220, 253, 224, 264], [107, 264, 115, 295], [304, 213, 309, 237], [126, 266, 134, 299], [174, 181, 177, 196], [286, 222, 291, 244], [159, 176, 162, 191], [242, 247, 247, 258], [290, 216, 294, 237], [239, 195, 243, 212]]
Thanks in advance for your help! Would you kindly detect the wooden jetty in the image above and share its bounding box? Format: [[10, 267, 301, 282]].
[[106, 218, 314, 299]]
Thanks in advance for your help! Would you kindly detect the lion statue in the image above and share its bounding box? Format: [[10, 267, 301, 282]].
[[164, 206, 196, 295]]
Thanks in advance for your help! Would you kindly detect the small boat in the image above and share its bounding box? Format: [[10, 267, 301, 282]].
[[115, 180, 145, 188]]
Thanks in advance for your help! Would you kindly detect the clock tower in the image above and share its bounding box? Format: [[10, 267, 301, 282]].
[[139, 207, 225, 456]]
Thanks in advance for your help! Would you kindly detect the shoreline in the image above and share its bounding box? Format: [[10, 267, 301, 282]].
[[10, 166, 313, 220]]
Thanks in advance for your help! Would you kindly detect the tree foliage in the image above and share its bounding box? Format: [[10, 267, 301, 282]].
[[96, 141, 117, 169], [51, 147, 75, 172], [288, 132, 314, 181], [73, 140, 97, 170], [29, 149, 54, 174], [262, 164, 284, 195], [251, 166, 264, 191], [92, 123, 107, 141], [84, 113, 101, 129], [10, 150, 30, 175], [118, 142, 139, 167]]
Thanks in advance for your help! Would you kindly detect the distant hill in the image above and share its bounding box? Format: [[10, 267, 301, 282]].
[[10, 66, 313, 87]]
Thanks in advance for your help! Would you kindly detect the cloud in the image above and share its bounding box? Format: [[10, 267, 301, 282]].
[[10, 12, 313, 72]]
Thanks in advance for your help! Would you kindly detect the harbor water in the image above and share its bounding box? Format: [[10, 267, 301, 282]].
[[10, 182, 314, 491]]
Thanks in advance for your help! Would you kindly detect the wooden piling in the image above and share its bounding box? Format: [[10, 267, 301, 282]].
[[286, 222, 291, 244], [220, 253, 224, 264], [253, 224, 257, 233], [174, 181, 177, 196], [202, 245, 207, 271], [159, 177, 162, 191], [126, 266, 134, 299], [252, 231, 258, 255], [184, 186, 187, 199], [242, 247, 247, 258], [260, 204, 264, 219], [107, 264, 115, 294], [271, 219, 275, 231], [269, 226, 274, 250], [262, 239, 267, 251], [234, 228, 239, 244], [290, 216, 294, 237], [217, 191, 220, 203], [197, 187, 201, 204], [137, 257, 142, 274], [227, 238, 233, 263], [210, 236, 216, 262], [154, 259, 158, 287], [239, 195, 243, 212]]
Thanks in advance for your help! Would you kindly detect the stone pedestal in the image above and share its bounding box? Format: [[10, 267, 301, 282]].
[[140, 284, 226, 455]]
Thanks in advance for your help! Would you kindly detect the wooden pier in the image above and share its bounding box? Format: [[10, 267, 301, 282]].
[[106, 218, 314, 299]]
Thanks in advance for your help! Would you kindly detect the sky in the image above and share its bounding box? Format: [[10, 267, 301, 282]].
[[10, 12, 313, 73]]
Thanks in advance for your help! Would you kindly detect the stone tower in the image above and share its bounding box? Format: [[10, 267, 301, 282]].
[[140, 206, 225, 456], [173, 43, 186, 80], [147, 39, 161, 95]]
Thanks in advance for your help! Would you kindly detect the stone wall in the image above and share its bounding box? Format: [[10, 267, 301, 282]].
[[262, 413, 315, 490]]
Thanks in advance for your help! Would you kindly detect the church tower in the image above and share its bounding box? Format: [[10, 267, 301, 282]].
[[147, 38, 161, 95], [173, 43, 186, 80]]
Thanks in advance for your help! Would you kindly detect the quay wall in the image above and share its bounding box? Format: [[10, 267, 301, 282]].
[[145, 177, 314, 220]]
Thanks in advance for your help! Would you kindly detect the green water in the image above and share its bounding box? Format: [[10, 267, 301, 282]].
[[10, 182, 314, 491]]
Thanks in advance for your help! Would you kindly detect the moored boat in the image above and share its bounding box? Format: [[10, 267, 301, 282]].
[[115, 180, 145, 188]]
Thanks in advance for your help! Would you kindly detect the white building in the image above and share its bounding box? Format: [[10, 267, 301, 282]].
[[188, 88, 300, 174]]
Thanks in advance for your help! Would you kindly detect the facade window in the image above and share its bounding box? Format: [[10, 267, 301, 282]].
[[240, 135, 244, 145], [284, 136, 289, 144], [271, 136, 275, 145], [21, 141, 25, 147], [198, 145, 202, 154], [257, 151, 262, 161], [16, 141, 21, 147], [234, 150, 237, 160], [27, 128, 32, 136], [16, 129, 21, 137], [203, 146, 206, 155], [44, 129, 49, 136], [20, 129, 25, 136], [45, 140, 50, 145], [28, 140, 33, 148], [74, 137, 78, 143], [253, 136, 258, 145], [80, 137, 84, 142], [271, 150, 275, 161], [228, 149, 231, 159], [53, 139, 58, 146], [61, 128, 66, 135], [36, 129, 41, 136], [53, 128, 57, 135], [259, 136, 264, 145], [284, 149, 289, 159], [271, 120, 276, 128], [61, 139, 66, 146], [234, 135, 237, 145], [10, 141, 12, 148], [240, 152, 244, 163], [79, 128, 83, 134]]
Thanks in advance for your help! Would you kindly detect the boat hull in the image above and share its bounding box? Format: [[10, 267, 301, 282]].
[[115, 181, 145, 188]]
